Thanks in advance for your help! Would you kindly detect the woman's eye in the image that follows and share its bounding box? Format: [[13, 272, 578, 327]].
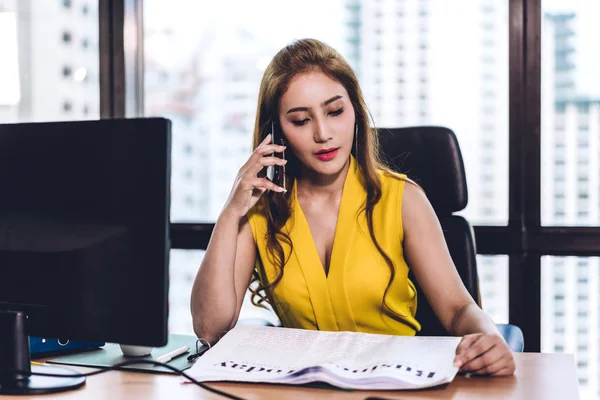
[[329, 107, 344, 117], [291, 118, 310, 126]]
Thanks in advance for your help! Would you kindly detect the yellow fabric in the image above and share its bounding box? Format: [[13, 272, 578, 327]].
[[247, 156, 421, 335]]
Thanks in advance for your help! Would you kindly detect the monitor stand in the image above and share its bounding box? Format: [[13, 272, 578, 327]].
[[0, 310, 86, 394]]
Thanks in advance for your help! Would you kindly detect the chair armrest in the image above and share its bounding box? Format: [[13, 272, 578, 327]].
[[496, 323, 524, 352]]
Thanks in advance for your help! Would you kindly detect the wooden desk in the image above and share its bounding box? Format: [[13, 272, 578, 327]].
[[7, 353, 578, 399]]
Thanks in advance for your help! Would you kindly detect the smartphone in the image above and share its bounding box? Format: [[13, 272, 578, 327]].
[[265, 120, 286, 191]]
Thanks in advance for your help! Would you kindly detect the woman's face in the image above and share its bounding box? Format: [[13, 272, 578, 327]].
[[278, 70, 355, 178]]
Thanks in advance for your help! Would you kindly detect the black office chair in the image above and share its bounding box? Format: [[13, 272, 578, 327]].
[[377, 126, 523, 352]]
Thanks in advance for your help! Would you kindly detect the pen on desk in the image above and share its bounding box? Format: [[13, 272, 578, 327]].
[[31, 361, 49, 366], [155, 346, 189, 363]]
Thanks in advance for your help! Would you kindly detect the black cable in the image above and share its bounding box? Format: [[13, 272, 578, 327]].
[[28, 359, 245, 400]]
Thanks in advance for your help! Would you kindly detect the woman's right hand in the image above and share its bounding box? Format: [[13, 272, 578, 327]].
[[223, 134, 287, 219]]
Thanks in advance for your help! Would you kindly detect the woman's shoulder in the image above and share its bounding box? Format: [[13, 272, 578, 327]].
[[375, 169, 426, 218], [380, 168, 406, 181], [378, 168, 420, 192]]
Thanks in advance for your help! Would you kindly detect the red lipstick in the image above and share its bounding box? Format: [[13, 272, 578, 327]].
[[315, 148, 339, 161]]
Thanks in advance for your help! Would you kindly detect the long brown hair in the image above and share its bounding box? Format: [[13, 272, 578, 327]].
[[250, 38, 413, 324]]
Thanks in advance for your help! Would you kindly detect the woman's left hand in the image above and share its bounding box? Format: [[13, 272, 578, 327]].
[[453, 333, 516, 376]]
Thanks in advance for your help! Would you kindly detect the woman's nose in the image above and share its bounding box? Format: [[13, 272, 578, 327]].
[[313, 119, 330, 143]]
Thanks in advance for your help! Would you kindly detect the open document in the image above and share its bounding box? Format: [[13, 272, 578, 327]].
[[186, 325, 461, 390]]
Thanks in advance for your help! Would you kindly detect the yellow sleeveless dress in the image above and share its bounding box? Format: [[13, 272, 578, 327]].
[[247, 156, 421, 335]]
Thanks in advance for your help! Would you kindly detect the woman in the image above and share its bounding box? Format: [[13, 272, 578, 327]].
[[191, 38, 515, 376]]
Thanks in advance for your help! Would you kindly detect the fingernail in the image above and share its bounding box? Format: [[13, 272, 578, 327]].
[[454, 359, 462, 367]]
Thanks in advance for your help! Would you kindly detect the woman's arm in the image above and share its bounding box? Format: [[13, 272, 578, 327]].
[[401, 182, 515, 376], [191, 135, 287, 344], [190, 212, 257, 345]]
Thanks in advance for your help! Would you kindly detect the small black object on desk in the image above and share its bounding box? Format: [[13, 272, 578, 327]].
[[187, 339, 211, 363]]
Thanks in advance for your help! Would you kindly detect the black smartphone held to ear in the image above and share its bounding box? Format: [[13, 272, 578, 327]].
[[266, 119, 286, 191]]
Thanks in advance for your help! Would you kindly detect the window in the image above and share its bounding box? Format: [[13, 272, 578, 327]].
[[477, 256, 508, 324], [0, 5, 98, 130], [541, 2, 600, 227], [542, 256, 600, 394]]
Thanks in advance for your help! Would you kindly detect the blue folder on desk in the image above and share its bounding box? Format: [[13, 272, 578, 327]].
[[30, 337, 104, 357]]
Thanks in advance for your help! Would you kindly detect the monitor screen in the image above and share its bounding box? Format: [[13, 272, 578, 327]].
[[0, 118, 171, 348]]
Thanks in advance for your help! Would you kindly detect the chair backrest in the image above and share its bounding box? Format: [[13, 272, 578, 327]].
[[378, 126, 480, 336]]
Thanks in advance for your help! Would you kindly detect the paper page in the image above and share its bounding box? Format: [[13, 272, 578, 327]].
[[186, 325, 461, 389]]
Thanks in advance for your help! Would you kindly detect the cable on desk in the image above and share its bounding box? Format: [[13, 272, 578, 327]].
[[27, 359, 245, 400]]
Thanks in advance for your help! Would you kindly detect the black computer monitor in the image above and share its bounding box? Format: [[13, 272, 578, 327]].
[[0, 118, 171, 394]]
